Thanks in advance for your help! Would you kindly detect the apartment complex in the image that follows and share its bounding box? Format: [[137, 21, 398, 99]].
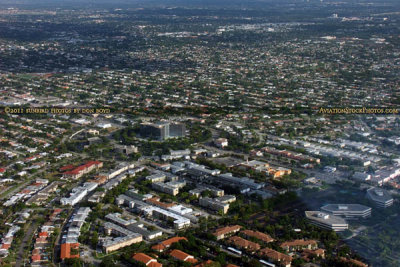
[[102, 222, 143, 253], [213, 225, 241, 240]]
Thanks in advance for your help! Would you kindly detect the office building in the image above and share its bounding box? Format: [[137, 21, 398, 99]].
[[140, 121, 185, 140], [321, 204, 372, 219], [305, 211, 348, 232], [366, 187, 394, 208], [169, 123, 186, 137]]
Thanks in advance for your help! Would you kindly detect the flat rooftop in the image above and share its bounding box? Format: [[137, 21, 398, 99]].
[[305, 211, 347, 225], [321, 204, 371, 213], [366, 187, 393, 202]]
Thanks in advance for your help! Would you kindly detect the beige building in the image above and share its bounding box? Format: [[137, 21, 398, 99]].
[[102, 222, 143, 253], [103, 235, 143, 253], [199, 197, 230, 214]]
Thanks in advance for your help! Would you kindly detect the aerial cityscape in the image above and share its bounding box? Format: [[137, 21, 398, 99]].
[[0, 0, 399, 266]]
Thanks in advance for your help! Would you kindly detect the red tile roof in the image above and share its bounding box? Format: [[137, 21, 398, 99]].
[[241, 230, 274, 243], [60, 243, 79, 259], [31, 254, 41, 262], [133, 253, 162, 267], [301, 248, 325, 261], [38, 232, 48, 238], [340, 257, 368, 267], [195, 260, 214, 267], [63, 161, 102, 176], [147, 197, 176, 209], [228, 236, 260, 251], [60, 164, 75, 171], [53, 208, 63, 214], [1, 244, 10, 249], [213, 225, 241, 238], [170, 249, 198, 264], [151, 237, 187, 252], [259, 247, 292, 266], [148, 262, 163, 267]]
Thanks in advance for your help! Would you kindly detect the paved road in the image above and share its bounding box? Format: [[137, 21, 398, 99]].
[[1, 180, 32, 200], [80, 244, 102, 265], [53, 208, 73, 265], [344, 226, 367, 240], [139, 218, 175, 235], [1, 168, 47, 200], [15, 219, 38, 267]]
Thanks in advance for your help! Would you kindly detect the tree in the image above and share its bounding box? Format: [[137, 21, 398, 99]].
[[91, 231, 98, 248], [246, 259, 262, 267], [14, 163, 23, 171], [100, 256, 118, 267], [64, 258, 84, 267], [206, 262, 221, 267]]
